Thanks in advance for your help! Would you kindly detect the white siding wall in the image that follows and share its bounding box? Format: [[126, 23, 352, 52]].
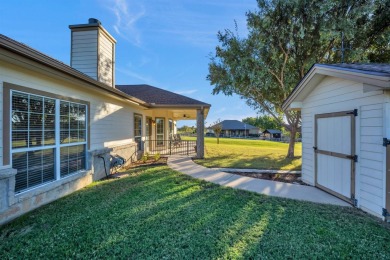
[[0, 61, 152, 155], [0, 81, 3, 166], [98, 31, 114, 86], [71, 30, 98, 80], [301, 76, 385, 217]]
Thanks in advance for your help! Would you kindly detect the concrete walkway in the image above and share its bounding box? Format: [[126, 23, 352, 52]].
[[168, 156, 350, 207]]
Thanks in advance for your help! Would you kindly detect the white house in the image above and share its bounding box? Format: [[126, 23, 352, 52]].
[[283, 63, 390, 220], [0, 18, 210, 224]]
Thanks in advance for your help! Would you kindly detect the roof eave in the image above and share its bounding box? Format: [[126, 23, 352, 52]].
[[282, 64, 390, 111], [0, 35, 148, 108]]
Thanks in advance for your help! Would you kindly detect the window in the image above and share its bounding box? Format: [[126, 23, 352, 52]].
[[134, 114, 142, 150], [11, 90, 87, 192], [59, 101, 87, 177], [156, 118, 164, 146], [169, 119, 173, 138]]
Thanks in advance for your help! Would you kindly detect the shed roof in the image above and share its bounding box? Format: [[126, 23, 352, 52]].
[[210, 120, 258, 130], [324, 63, 390, 76], [282, 63, 390, 111], [116, 84, 210, 107]]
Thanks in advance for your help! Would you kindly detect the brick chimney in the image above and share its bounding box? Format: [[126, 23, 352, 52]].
[[69, 18, 116, 87]]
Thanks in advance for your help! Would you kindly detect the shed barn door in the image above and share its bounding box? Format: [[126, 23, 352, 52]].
[[315, 110, 356, 203]]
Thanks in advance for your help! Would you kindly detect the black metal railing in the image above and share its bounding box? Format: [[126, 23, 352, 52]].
[[143, 139, 197, 156]]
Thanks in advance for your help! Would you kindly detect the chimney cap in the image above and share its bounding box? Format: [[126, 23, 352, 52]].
[[88, 18, 101, 25]]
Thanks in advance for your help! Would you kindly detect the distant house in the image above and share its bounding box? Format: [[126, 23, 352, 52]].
[[208, 120, 260, 137], [0, 18, 210, 224], [263, 129, 282, 140]]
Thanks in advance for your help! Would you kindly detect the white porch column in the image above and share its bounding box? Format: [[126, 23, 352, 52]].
[[196, 108, 205, 159]]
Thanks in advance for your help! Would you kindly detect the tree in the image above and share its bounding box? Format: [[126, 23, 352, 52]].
[[208, 0, 390, 158], [242, 115, 282, 131], [211, 119, 223, 144]]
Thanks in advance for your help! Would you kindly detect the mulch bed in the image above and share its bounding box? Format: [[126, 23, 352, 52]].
[[126, 157, 168, 168], [104, 157, 168, 179], [231, 172, 307, 185]]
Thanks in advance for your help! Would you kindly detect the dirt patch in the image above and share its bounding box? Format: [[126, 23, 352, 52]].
[[230, 172, 307, 185]]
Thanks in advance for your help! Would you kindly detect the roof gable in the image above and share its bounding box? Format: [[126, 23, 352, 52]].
[[283, 63, 390, 111]]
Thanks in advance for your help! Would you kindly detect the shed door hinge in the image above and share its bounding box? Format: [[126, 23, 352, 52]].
[[382, 208, 390, 218], [346, 155, 358, 163], [383, 138, 390, 147], [351, 196, 358, 207], [347, 109, 358, 117]]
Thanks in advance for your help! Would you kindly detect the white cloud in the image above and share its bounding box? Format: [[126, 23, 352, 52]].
[[106, 0, 145, 46], [116, 67, 158, 85], [175, 89, 198, 95], [215, 107, 226, 114]]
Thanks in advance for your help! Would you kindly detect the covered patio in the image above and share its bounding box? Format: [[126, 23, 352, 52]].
[[116, 84, 211, 158]]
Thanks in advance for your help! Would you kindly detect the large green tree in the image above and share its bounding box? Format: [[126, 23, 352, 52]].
[[243, 115, 282, 131], [208, 0, 390, 157]]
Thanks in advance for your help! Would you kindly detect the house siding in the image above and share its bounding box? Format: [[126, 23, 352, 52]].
[[0, 60, 157, 224], [0, 81, 3, 166], [71, 30, 98, 80], [98, 31, 114, 86], [301, 76, 385, 217]]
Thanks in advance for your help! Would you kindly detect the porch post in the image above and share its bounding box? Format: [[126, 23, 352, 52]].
[[196, 108, 205, 159]]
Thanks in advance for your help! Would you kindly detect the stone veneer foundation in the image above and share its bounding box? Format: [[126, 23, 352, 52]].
[[0, 143, 138, 225]]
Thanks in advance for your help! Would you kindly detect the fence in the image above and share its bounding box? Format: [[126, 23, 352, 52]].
[[143, 139, 197, 156]]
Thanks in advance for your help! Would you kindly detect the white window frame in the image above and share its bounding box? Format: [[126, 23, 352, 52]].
[[10, 90, 88, 193]]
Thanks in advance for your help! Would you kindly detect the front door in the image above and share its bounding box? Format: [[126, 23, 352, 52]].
[[315, 110, 356, 203]]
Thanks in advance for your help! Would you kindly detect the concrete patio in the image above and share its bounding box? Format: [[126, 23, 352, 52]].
[[168, 156, 350, 207]]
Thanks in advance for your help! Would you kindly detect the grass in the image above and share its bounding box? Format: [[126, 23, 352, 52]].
[[186, 137, 302, 170], [1, 166, 390, 259]]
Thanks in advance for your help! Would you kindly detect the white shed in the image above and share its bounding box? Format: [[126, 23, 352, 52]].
[[283, 64, 390, 220]]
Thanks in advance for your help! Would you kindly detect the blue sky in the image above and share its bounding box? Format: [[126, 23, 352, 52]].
[[0, 0, 259, 127]]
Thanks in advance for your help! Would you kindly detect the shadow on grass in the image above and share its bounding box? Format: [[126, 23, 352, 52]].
[[198, 153, 302, 170], [1, 166, 389, 259]]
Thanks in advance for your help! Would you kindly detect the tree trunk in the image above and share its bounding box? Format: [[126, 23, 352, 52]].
[[286, 127, 297, 158]]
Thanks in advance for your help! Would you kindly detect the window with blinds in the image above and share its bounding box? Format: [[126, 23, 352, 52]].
[[11, 91, 87, 192]]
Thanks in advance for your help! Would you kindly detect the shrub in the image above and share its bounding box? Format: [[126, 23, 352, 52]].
[[154, 153, 161, 161]]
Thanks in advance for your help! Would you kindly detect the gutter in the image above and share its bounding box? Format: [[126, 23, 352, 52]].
[[0, 34, 149, 108]]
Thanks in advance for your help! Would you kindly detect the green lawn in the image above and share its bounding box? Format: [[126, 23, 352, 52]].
[[186, 137, 302, 170], [1, 166, 389, 259]]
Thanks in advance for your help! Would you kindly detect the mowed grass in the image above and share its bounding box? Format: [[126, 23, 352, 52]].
[[186, 137, 302, 170], [1, 166, 390, 259]]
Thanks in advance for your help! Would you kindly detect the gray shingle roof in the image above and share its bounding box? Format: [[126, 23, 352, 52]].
[[263, 129, 282, 134], [210, 120, 258, 130], [317, 63, 390, 76], [116, 84, 210, 106]]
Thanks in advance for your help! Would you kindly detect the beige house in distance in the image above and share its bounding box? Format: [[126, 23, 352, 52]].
[[0, 18, 210, 225]]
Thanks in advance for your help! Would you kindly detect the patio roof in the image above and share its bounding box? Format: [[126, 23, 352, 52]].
[[116, 84, 211, 120]]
